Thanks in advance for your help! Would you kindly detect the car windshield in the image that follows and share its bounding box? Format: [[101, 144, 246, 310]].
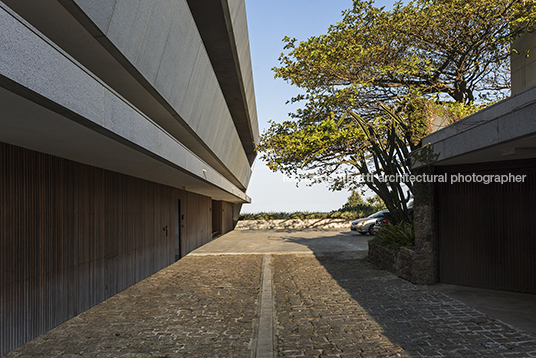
[[368, 211, 384, 218]]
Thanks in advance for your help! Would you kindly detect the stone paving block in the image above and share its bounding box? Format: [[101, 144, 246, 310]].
[[4, 255, 262, 358], [4, 251, 536, 357], [273, 254, 536, 357]]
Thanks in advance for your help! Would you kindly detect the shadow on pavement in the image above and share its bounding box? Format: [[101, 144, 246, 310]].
[[274, 232, 536, 356], [275, 230, 369, 257]]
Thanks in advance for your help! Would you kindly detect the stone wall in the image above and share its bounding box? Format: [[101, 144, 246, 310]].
[[368, 165, 438, 285], [368, 243, 435, 285], [368, 243, 416, 282], [412, 166, 438, 284]]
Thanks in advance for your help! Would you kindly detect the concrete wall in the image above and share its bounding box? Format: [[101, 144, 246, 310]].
[[227, 0, 259, 149], [72, 0, 254, 188], [1, 0, 256, 190], [0, 3, 249, 203], [186, 0, 259, 164]]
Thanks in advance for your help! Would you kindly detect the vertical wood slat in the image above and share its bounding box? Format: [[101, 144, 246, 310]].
[[0, 142, 216, 355], [436, 163, 536, 293]]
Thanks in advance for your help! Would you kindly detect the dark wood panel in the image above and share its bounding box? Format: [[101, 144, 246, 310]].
[[0, 142, 214, 355], [212, 200, 222, 236], [180, 191, 212, 255], [211, 200, 234, 237], [436, 164, 536, 293], [221, 201, 234, 235]]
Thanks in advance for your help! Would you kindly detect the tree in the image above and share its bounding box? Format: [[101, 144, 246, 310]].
[[343, 192, 385, 211], [274, 0, 536, 117], [366, 194, 384, 207], [259, 0, 536, 206], [342, 104, 414, 223], [346, 191, 366, 206]]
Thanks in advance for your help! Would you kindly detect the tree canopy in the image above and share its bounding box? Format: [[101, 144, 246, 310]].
[[274, 0, 536, 114], [259, 0, 536, 195], [345, 191, 366, 206]]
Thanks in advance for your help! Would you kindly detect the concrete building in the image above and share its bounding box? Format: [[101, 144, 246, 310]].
[[0, 0, 258, 354], [411, 32, 536, 294]]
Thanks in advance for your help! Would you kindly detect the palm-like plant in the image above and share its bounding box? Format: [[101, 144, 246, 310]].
[[340, 104, 413, 224]]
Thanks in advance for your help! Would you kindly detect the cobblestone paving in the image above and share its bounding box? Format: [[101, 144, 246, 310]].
[[5, 255, 262, 358], [5, 252, 536, 357], [274, 254, 536, 358]]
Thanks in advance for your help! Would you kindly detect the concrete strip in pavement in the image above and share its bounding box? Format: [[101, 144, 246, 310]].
[[253, 255, 275, 358], [191, 229, 370, 357]]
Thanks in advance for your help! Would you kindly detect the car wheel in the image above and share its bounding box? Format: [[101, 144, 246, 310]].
[[368, 225, 376, 235], [358, 232, 366, 235]]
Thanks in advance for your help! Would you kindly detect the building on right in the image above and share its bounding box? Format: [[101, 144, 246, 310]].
[[412, 31, 536, 293]]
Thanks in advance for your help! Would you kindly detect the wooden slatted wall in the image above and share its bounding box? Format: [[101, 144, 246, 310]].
[[212, 200, 222, 236], [180, 192, 212, 255], [0, 142, 213, 355], [221, 201, 234, 235], [436, 161, 536, 293]]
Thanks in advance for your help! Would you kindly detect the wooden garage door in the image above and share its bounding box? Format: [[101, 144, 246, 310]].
[[436, 161, 536, 293]]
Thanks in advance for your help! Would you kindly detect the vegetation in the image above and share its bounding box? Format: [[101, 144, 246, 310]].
[[239, 192, 385, 221], [259, 0, 535, 182], [370, 221, 415, 251], [258, 0, 535, 227], [274, 0, 535, 113], [341, 105, 414, 223], [342, 192, 385, 212], [239, 211, 360, 221]]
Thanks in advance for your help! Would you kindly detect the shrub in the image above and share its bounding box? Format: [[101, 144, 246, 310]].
[[370, 221, 415, 251], [340, 211, 356, 219], [238, 210, 363, 220]]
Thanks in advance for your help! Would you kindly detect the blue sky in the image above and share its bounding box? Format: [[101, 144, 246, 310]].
[[242, 0, 396, 213]]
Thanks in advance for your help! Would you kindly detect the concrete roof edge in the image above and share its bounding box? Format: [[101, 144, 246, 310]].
[[186, 0, 259, 163], [424, 84, 536, 145]]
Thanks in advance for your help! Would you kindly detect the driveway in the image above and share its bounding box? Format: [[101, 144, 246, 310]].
[[4, 229, 536, 357], [189, 229, 369, 257]]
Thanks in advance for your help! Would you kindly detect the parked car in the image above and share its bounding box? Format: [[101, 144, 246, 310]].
[[373, 212, 394, 232], [373, 202, 414, 232], [350, 209, 390, 235]]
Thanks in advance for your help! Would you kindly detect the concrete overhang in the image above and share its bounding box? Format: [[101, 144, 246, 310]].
[[414, 85, 536, 168], [186, 0, 259, 164], [0, 7, 249, 204], [1, 0, 253, 190]]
